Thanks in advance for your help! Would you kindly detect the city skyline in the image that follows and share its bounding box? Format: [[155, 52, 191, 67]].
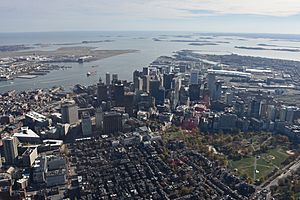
[[1, 0, 300, 34]]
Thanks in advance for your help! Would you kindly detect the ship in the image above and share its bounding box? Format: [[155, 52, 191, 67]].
[[86, 71, 97, 76]]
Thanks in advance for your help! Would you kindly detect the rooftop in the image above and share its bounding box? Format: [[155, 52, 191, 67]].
[[14, 127, 40, 138], [25, 111, 48, 122]]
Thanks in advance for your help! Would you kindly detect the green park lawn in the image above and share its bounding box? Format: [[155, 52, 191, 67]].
[[229, 147, 290, 181]]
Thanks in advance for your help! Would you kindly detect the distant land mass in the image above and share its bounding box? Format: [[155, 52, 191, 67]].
[[179, 50, 300, 69], [0, 45, 34, 52], [257, 43, 300, 49], [0, 46, 138, 61], [54, 40, 114, 46], [235, 46, 300, 52], [189, 43, 219, 46]]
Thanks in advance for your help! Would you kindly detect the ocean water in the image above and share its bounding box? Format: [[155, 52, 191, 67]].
[[1, 31, 300, 92]]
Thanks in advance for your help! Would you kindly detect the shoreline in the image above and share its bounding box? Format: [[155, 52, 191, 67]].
[[0, 46, 139, 60]]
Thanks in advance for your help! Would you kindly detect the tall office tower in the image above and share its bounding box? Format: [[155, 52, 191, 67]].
[[286, 106, 295, 124], [105, 72, 111, 85], [149, 80, 160, 102], [163, 73, 173, 90], [179, 86, 190, 105], [249, 99, 261, 118], [61, 101, 78, 124], [103, 112, 123, 134], [97, 81, 108, 103], [112, 73, 118, 84], [136, 77, 143, 91], [133, 70, 140, 81], [157, 87, 166, 105], [190, 69, 199, 85], [266, 105, 276, 121], [114, 83, 125, 106], [235, 100, 245, 117], [95, 107, 103, 131], [81, 112, 92, 136], [143, 67, 149, 76], [137, 93, 151, 111], [133, 70, 143, 91], [214, 81, 222, 101], [259, 100, 268, 118], [172, 77, 181, 107], [207, 73, 216, 100], [158, 74, 164, 87], [189, 84, 201, 101], [3, 136, 19, 165], [225, 92, 234, 105], [124, 92, 135, 117], [142, 75, 150, 93], [279, 106, 287, 122], [133, 70, 141, 91]]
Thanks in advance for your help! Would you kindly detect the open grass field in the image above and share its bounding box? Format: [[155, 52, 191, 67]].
[[229, 147, 290, 181]]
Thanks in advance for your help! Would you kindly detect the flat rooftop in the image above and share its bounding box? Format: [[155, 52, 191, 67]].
[[25, 111, 48, 122]]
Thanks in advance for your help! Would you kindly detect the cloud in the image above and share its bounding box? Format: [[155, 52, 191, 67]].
[[2, 0, 300, 20], [62, 0, 300, 18], [131, 0, 300, 17], [1, 0, 300, 32]]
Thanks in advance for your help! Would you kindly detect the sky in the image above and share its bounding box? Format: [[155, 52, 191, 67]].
[[1, 0, 300, 34]]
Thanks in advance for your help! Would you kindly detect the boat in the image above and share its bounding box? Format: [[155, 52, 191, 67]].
[[0, 75, 13, 81], [86, 71, 97, 76]]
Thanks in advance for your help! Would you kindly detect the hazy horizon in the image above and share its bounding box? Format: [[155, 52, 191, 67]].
[[1, 0, 300, 34]]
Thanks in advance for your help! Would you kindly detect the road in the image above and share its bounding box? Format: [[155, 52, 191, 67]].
[[265, 158, 300, 190], [252, 157, 300, 200], [253, 156, 257, 181]]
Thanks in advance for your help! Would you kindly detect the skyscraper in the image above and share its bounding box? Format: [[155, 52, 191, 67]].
[[97, 81, 108, 103], [106, 72, 111, 85], [81, 112, 92, 136], [112, 73, 118, 84], [225, 92, 234, 105], [103, 112, 122, 134], [61, 101, 78, 124], [157, 87, 166, 105], [133, 70, 142, 91], [149, 79, 160, 102], [114, 83, 125, 106], [190, 69, 199, 85], [142, 75, 150, 93], [189, 84, 201, 101], [143, 67, 149, 76], [279, 106, 287, 122], [266, 105, 276, 121], [249, 99, 261, 118], [171, 77, 181, 109], [214, 81, 222, 101], [163, 73, 173, 91], [95, 107, 103, 132], [124, 93, 135, 117], [207, 73, 216, 100], [286, 106, 295, 124], [3, 136, 19, 165]]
